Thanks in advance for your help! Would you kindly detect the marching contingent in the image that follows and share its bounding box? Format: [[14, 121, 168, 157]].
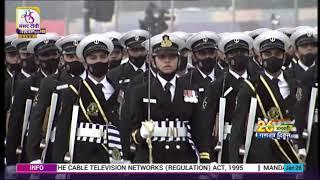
[[4, 26, 318, 178]]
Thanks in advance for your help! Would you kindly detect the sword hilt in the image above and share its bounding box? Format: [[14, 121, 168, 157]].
[[302, 129, 308, 139], [39, 139, 46, 149], [64, 152, 71, 163], [214, 141, 222, 152], [16, 146, 23, 155], [239, 145, 245, 156]]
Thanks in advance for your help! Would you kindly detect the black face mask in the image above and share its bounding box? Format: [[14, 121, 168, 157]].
[[40, 58, 60, 75], [300, 52, 316, 67], [262, 57, 284, 73], [8, 63, 22, 73], [198, 57, 216, 74], [229, 54, 249, 72], [129, 55, 146, 68], [66, 61, 85, 76], [178, 56, 188, 72], [108, 60, 121, 70], [88, 62, 109, 78], [22, 57, 38, 74]]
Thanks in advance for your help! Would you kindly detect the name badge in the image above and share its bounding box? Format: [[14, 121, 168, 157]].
[[199, 88, 205, 92], [30, 86, 39, 92], [119, 79, 131, 84], [183, 90, 198, 103], [143, 98, 157, 104], [56, 84, 69, 90]]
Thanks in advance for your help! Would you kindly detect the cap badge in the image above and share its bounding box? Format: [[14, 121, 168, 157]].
[[233, 38, 240, 43], [160, 35, 172, 48], [73, 40, 79, 46], [203, 37, 208, 42], [94, 40, 100, 44], [307, 32, 312, 37], [270, 37, 276, 42], [135, 36, 140, 41], [43, 38, 49, 44]]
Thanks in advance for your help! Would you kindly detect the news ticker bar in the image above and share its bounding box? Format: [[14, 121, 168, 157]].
[[16, 164, 304, 174]]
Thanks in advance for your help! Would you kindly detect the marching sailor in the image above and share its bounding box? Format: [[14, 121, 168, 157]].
[[229, 30, 301, 163], [276, 27, 297, 70], [286, 26, 317, 83], [199, 32, 253, 163], [129, 33, 211, 163], [247, 28, 271, 79], [5, 33, 61, 178], [182, 31, 223, 102], [53, 33, 123, 163], [27, 34, 86, 164], [108, 29, 149, 92], [104, 31, 125, 70], [4, 34, 21, 81]]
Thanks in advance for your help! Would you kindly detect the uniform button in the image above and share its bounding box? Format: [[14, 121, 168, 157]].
[[165, 145, 170, 150], [175, 118, 179, 121], [176, 145, 180, 149], [165, 118, 169, 121]]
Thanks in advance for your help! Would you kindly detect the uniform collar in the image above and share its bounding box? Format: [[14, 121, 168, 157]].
[[129, 60, 147, 72], [229, 69, 248, 79], [298, 60, 314, 71], [88, 74, 107, 86], [217, 62, 225, 70], [157, 73, 177, 89], [264, 70, 285, 83], [21, 69, 31, 78], [150, 68, 156, 77], [198, 67, 215, 80], [7, 68, 13, 77], [41, 69, 58, 77]]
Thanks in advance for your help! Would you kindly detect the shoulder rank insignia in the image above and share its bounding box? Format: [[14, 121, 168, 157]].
[[87, 102, 98, 117], [296, 87, 303, 101], [160, 35, 172, 48]]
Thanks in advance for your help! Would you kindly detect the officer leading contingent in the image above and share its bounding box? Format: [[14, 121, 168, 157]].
[[4, 26, 318, 175]]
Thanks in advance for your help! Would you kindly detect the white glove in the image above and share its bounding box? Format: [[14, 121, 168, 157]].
[[140, 120, 155, 139], [30, 159, 42, 164], [5, 165, 16, 179]]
